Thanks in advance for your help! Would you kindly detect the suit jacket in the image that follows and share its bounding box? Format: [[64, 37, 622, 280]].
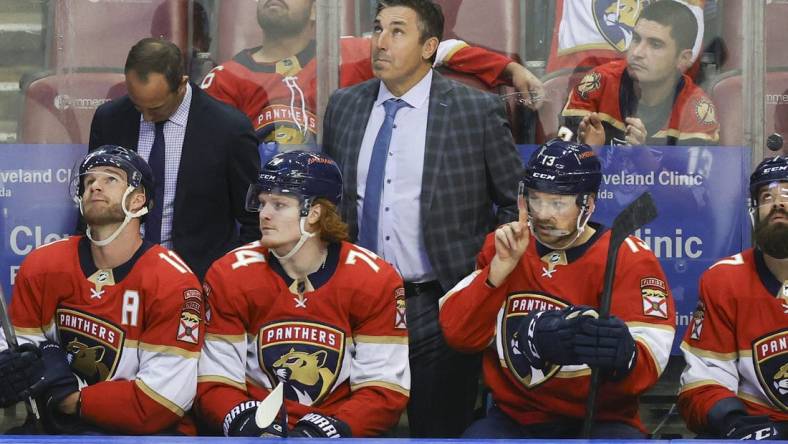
[[89, 83, 260, 279], [322, 71, 523, 290]]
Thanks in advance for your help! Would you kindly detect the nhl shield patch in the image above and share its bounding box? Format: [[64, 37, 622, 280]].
[[258, 320, 345, 406], [500, 292, 569, 389], [641, 277, 668, 319], [753, 329, 788, 411], [56, 307, 125, 384]]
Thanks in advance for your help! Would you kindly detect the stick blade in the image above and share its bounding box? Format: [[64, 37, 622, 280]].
[[254, 383, 284, 429], [610, 191, 658, 247]]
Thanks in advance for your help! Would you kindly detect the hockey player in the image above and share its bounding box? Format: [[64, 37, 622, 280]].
[[678, 155, 788, 440], [438, 138, 675, 438], [0, 145, 203, 434], [195, 151, 408, 437], [200, 0, 543, 149]]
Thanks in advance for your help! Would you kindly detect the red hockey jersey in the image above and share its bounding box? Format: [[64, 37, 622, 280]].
[[439, 223, 675, 431], [562, 59, 719, 145], [679, 248, 788, 433], [200, 37, 511, 144], [9, 236, 204, 434], [195, 241, 408, 437]]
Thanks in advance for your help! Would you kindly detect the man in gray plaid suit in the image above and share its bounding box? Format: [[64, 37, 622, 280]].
[[322, 0, 522, 437]]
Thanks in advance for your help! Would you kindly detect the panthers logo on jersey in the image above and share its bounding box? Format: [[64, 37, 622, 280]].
[[753, 329, 788, 411], [258, 320, 345, 406], [592, 0, 652, 51], [576, 72, 602, 100], [500, 292, 569, 389], [254, 104, 317, 145], [56, 307, 125, 385]]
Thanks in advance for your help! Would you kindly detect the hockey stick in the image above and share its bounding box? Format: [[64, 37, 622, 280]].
[[0, 284, 41, 422], [254, 382, 286, 435], [580, 191, 657, 438]]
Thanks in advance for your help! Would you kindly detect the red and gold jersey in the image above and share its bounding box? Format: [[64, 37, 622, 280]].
[[195, 241, 408, 437], [439, 223, 675, 431], [9, 236, 203, 435], [562, 59, 719, 145], [200, 37, 511, 144], [678, 248, 788, 433]]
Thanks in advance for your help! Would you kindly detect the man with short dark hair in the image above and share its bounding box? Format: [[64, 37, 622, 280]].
[[563, 0, 719, 147], [322, 0, 524, 437], [90, 37, 260, 279]]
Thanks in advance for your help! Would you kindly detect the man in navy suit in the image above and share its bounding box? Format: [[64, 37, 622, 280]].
[[89, 38, 260, 279], [322, 0, 523, 437]]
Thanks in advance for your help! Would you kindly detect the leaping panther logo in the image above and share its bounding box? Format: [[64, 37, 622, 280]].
[[774, 363, 788, 395]]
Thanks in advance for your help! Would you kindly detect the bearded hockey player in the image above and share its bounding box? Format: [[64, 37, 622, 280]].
[[195, 151, 408, 437], [678, 155, 788, 440], [0, 145, 203, 434], [439, 138, 675, 438]]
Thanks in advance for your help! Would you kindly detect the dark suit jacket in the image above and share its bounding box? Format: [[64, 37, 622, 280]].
[[89, 83, 260, 279], [322, 71, 523, 290]]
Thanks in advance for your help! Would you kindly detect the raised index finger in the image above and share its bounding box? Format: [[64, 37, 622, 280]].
[[517, 181, 527, 224]]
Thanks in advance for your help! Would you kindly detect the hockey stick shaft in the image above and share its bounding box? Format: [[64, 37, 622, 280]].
[[581, 192, 657, 438], [0, 284, 41, 420]]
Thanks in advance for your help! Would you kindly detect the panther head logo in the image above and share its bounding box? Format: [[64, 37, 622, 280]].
[[66, 338, 111, 383], [774, 363, 788, 395], [273, 348, 334, 403]]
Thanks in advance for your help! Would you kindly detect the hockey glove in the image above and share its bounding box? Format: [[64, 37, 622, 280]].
[[724, 415, 784, 440], [223, 400, 286, 437], [0, 343, 43, 407], [291, 413, 352, 438], [519, 305, 597, 369], [573, 315, 637, 380]]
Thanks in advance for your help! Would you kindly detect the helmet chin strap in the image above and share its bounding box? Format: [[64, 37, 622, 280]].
[[271, 199, 317, 261], [81, 186, 149, 247], [271, 217, 316, 261], [529, 204, 592, 251]]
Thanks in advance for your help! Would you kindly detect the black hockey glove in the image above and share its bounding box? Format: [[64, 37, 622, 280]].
[[291, 413, 352, 438], [519, 305, 597, 369], [223, 400, 286, 437], [37, 341, 82, 407], [573, 315, 637, 380], [0, 343, 44, 407], [724, 415, 785, 440]]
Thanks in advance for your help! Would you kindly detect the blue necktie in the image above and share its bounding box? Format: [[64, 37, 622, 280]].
[[144, 121, 165, 244], [358, 98, 409, 251]]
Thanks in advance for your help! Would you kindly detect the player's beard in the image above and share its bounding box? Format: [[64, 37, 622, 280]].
[[83, 200, 125, 227], [257, 1, 313, 39], [754, 209, 788, 259]]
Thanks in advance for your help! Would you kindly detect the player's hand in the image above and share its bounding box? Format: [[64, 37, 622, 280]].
[[579, 112, 606, 146], [291, 412, 352, 438], [0, 343, 43, 407], [505, 62, 544, 110], [223, 400, 286, 437], [573, 316, 637, 380], [519, 305, 597, 369], [624, 117, 647, 145], [488, 193, 529, 287], [724, 415, 784, 440]]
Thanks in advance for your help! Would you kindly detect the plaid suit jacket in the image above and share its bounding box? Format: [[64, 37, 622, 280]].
[[322, 71, 523, 290]]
